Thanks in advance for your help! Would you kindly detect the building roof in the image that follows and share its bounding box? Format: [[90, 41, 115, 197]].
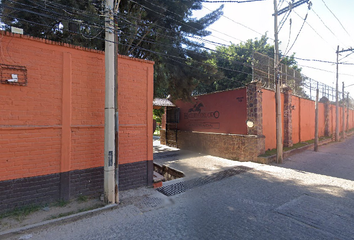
[[153, 98, 175, 107]]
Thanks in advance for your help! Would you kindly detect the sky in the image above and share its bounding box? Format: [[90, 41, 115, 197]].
[[193, 0, 354, 98]]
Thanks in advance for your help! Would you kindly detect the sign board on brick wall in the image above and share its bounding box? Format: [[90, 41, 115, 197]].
[[175, 88, 248, 135]]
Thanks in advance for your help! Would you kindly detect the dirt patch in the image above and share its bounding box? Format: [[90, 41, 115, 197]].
[[0, 198, 105, 232]]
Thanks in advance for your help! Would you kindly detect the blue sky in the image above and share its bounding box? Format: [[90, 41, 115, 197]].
[[193, 0, 354, 96]]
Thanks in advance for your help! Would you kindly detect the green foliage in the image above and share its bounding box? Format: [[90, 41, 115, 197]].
[[0, 204, 41, 221], [118, 0, 224, 100], [194, 34, 274, 94], [153, 108, 164, 123], [54, 199, 69, 207], [194, 35, 304, 95], [1, 0, 105, 50], [2, 0, 224, 101], [77, 195, 88, 202]]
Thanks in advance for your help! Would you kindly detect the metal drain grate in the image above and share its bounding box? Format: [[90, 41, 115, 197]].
[[157, 166, 251, 196]]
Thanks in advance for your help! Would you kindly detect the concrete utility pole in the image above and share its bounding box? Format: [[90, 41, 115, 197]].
[[104, 0, 116, 204], [114, 0, 121, 205], [336, 47, 353, 141], [347, 92, 350, 131], [314, 84, 319, 152], [342, 82, 345, 139], [273, 0, 309, 163], [335, 46, 340, 141], [273, 0, 283, 163]]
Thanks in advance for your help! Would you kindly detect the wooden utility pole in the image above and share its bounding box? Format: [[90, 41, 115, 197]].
[[273, 0, 309, 163]]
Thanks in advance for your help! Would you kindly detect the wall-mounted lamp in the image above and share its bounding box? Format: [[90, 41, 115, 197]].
[[246, 120, 254, 128]]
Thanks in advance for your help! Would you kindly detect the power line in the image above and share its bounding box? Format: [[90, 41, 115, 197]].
[[128, 0, 239, 45], [311, 7, 350, 50], [283, 18, 292, 55], [293, 10, 336, 51], [298, 64, 354, 77], [201, 4, 270, 41], [285, 11, 308, 56], [278, 8, 291, 33], [320, 0, 352, 40], [1, 1, 104, 30], [136, 0, 247, 44], [294, 56, 354, 65]]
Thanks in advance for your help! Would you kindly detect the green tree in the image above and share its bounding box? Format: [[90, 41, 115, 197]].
[[1, 0, 224, 101], [193, 34, 302, 95], [117, 0, 224, 100], [1, 0, 105, 49]]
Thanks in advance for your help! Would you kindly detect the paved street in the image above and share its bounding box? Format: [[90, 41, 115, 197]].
[[11, 135, 354, 240]]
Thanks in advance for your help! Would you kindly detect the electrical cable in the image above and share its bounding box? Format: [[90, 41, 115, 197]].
[[320, 0, 352, 40], [293, 10, 336, 51], [202, 4, 269, 41], [3, 1, 344, 96], [294, 56, 354, 65], [284, 10, 308, 56]]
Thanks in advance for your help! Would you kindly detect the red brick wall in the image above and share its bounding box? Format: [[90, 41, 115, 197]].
[[176, 88, 247, 135], [0, 32, 153, 182], [263, 89, 354, 150]]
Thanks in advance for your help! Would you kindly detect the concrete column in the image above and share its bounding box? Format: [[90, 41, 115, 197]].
[[283, 87, 293, 147], [246, 81, 263, 136]]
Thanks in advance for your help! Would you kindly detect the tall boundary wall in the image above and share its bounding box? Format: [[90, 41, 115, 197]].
[[0, 32, 154, 213], [163, 81, 354, 161]]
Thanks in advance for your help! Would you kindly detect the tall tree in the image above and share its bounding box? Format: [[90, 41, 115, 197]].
[[117, 0, 224, 100], [194, 34, 302, 95], [1, 0, 105, 49], [1, 0, 224, 100]]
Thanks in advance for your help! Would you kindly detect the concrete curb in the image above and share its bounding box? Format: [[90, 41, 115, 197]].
[[257, 137, 335, 164], [0, 204, 118, 240]]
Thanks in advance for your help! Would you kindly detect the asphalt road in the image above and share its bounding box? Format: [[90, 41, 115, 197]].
[[13, 135, 354, 240]]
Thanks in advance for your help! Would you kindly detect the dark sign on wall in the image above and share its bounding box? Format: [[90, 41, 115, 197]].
[[175, 88, 248, 135]]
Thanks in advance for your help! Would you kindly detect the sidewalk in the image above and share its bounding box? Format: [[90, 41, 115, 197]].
[[2, 134, 354, 239], [20, 135, 354, 239]]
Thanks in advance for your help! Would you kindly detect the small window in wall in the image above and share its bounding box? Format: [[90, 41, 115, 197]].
[[0, 64, 27, 86], [167, 107, 180, 123]]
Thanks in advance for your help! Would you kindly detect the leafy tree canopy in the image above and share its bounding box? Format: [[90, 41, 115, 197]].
[[194, 34, 301, 95], [1, 0, 224, 101], [117, 0, 224, 100], [1, 0, 105, 49]]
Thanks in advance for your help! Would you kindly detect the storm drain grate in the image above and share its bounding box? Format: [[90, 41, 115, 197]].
[[157, 166, 251, 196]]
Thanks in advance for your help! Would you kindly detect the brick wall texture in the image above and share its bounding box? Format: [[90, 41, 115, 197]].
[[263, 89, 354, 150], [0, 32, 153, 211], [177, 131, 265, 161], [170, 84, 354, 161]]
